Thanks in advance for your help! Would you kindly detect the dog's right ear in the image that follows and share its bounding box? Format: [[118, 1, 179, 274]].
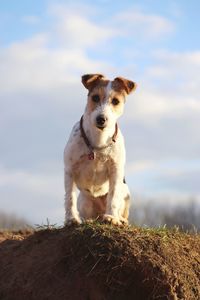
[[82, 74, 104, 90]]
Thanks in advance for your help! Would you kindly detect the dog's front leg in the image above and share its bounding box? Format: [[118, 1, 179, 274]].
[[64, 170, 82, 225], [103, 164, 124, 226]]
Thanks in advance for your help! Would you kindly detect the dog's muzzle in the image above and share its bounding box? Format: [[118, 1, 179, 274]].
[[96, 114, 107, 129]]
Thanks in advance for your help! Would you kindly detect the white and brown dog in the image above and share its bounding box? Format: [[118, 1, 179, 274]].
[[64, 74, 136, 225]]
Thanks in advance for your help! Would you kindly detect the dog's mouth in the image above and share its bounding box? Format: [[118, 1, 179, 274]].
[[96, 124, 106, 130]]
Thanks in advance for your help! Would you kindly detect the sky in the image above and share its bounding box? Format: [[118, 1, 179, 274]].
[[0, 0, 200, 225]]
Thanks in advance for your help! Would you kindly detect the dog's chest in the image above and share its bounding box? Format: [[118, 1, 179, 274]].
[[72, 153, 110, 195]]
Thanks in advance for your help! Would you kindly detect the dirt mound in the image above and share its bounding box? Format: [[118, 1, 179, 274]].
[[0, 224, 199, 300]]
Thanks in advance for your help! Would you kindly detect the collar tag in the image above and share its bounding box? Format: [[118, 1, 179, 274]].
[[88, 151, 95, 160]]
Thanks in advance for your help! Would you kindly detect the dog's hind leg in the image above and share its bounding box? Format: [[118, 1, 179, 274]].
[[78, 192, 94, 221], [78, 193, 107, 222]]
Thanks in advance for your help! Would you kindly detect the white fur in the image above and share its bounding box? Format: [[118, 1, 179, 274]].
[[64, 80, 131, 226]]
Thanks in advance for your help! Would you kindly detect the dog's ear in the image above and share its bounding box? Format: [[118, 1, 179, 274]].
[[82, 74, 105, 90], [113, 77, 137, 94]]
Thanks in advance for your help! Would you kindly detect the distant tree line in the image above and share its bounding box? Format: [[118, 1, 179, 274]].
[[129, 197, 200, 232]]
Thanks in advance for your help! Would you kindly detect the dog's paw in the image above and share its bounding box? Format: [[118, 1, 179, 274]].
[[119, 216, 129, 225], [84, 216, 102, 224], [84, 218, 95, 224], [65, 215, 82, 226], [102, 214, 123, 226]]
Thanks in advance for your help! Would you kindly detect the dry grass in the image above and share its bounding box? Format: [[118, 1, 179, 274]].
[[0, 223, 199, 299]]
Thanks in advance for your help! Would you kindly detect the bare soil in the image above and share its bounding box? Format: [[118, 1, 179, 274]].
[[0, 224, 199, 300]]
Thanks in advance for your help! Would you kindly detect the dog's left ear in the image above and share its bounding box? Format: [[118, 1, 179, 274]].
[[114, 77, 137, 94], [82, 74, 105, 90]]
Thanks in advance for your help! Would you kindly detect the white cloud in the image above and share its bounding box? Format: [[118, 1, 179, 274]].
[[124, 50, 200, 125], [48, 3, 118, 49], [126, 160, 156, 174], [0, 5, 177, 95], [0, 166, 60, 195], [0, 33, 106, 94], [0, 165, 64, 224], [126, 159, 200, 198], [147, 50, 200, 95], [55, 14, 117, 49], [113, 9, 175, 39], [47, 3, 175, 52], [126, 89, 200, 124]]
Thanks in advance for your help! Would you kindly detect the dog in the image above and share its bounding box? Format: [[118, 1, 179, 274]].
[[64, 74, 137, 225]]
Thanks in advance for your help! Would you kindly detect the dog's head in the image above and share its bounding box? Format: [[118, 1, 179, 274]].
[[82, 74, 137, 130]]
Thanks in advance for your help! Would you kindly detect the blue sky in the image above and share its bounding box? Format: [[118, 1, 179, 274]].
[[0, 0, 200, 224]]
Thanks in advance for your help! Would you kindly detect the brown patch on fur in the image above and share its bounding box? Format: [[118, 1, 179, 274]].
[[82, 74, 106, 90], [88, 80, 110, 93], [86, 98, 97, 114], [113, 77, 137, 94]]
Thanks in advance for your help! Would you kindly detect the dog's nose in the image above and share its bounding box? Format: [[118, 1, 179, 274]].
[[96, 115, 107, 127]]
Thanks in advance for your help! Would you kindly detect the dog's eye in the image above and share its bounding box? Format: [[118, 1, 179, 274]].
[[112, 98, 120, 106], [92, 94, 100, 103]]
